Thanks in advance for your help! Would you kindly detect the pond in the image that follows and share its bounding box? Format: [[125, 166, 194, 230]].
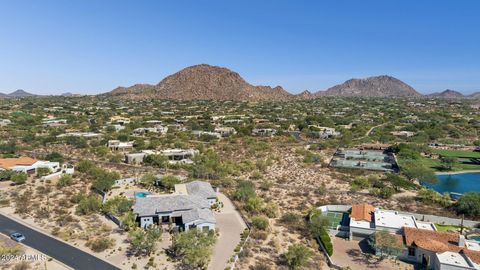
[[422, 172, 480, 195]]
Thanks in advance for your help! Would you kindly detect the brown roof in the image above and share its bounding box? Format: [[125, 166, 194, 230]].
[[0, 157, 37, 169], [350, 203, 375, 222], [404, 227, 480, 264]]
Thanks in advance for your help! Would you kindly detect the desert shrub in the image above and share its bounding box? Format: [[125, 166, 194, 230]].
[[36, 167, 51, 177], [86, 237, 115, 252], [57, 174, 73, 187], [318, 228, 333, 256], [234, 180, 256, 202], [262, 203, 278, 218], [284, 244, 313, 270], [102, 196, 134, 216], [251, 217, 269, 231], [76, 195, 102, 215]]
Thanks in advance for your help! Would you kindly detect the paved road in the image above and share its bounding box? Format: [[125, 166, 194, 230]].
[[0, 213, 120, 270], [209, 193, 247, 270]]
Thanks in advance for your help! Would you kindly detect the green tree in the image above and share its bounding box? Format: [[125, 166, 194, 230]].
[[455, 192, 480, 218], [402, 161, 436, 183], [76, 195, 102, 215], [103, 196, 134, 216], [171, 229, 217, 269], [140, 173, 156, 187], [11, 173, 27, 185], [234, 180, 256, 202], [120, 211, 137, 230], [45, 152, 64, 163], [128, 225, 162, 256], [368, 230, 404, 257], [77, 160, 95, 173], [441, 156, 458, 170], [308, 209, 330, 238], [159, 175, 180, 191], [284, 244, 313, 270]]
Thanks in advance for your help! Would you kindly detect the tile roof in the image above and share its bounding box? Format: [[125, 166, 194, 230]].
[[350, 203, 374, 222], [185, 181, 217, 199], [133, 194, 210, 216], [0, 157, 37, 169], [178, 208, 216, 224], [404, 227, 480, 264]]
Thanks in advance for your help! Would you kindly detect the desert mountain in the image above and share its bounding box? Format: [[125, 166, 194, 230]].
[[316, 75, 421, 98], [295, 90, 315, 100], [109, 64, 292, 101], [0, 89, 37, 98], [427, 89, 464, 99], [469, 92, 480, 99]]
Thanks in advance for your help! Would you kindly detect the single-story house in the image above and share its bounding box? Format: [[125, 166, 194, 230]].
[[108, 140, 134, 152], [174, 181, 217, 206], [252, 128, 277, 137], [0, 157, 60, 174], [133, 181, 217, 231], [403, 227, 480, 269], [192, 131, 222, 139], [214, 127, 237, 137]]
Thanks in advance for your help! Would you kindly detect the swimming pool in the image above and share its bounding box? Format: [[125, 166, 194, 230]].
[[470, 236, 480, 242], [135, 192, 150, 198], [422, 172, 480, 195]]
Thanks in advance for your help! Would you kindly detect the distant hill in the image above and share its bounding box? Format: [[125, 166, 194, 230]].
[[108, 64, 292, 101], [295, 90, 314, 100], [315, 75, 422, 98], [0, 89, 37, 98], [427, 89, 465, 99], [109, 65, 426, 101], [469, 92, 480, 99]]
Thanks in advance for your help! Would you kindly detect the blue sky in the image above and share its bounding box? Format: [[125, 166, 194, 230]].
[[0, 0, 479, 95]]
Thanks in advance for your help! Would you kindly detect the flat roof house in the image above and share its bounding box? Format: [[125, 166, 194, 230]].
[[252, 128, 277, 137], [108, 140, 134, 152], [0, 157, 60, 174]]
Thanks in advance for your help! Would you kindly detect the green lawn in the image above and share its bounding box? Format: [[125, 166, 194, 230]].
[[433, 149, 480, 159], [419, 157, 479, 171], [435, 224, 469, 232]]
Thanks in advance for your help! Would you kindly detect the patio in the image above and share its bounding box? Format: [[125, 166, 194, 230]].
[[331, 237, 414, 270]]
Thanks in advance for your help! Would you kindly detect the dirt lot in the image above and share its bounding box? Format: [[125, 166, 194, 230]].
[[331, 237, 414, 270]]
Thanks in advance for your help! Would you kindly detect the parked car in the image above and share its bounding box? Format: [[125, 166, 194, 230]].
[[10, 232, 25, 242]]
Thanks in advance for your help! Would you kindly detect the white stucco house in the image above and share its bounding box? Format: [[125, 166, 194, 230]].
[[133, 181, 217, 231], [0, 157, 60, 174]]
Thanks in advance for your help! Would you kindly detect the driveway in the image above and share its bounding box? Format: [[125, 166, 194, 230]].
[[209, 192, 247, 270], [0, 213, 120, 270]]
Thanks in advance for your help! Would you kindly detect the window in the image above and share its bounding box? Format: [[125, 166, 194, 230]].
[[161, 216, 169, 223], [408, 247, 415, 256]]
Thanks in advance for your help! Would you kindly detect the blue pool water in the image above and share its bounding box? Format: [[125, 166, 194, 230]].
[[422, 173, 480, 195], [470, 236, 480, 242], [135, 192, 149, 198]]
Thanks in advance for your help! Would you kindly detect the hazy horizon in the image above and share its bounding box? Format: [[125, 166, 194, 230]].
[[1, 1, 479, 95]]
